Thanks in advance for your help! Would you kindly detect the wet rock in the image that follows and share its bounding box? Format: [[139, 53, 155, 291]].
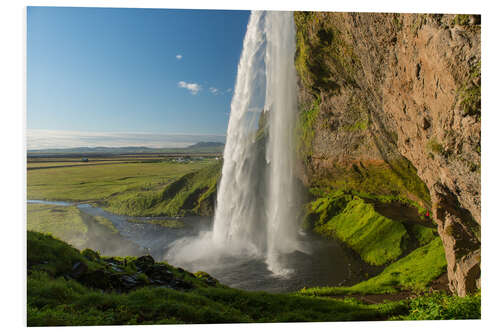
[[117, 274, 141, 291], [144, 264, 174, 283], [70, 261, 88, 279], [169, 279, 194, 291], [134, 255, 155, 271]]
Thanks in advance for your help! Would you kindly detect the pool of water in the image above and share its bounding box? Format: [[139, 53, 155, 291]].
[[28, 200, 379, 293]]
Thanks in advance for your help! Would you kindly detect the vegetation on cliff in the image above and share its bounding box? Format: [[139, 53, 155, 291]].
[[300, 236, 446, 296], [307, 195, 408, 265], [293, 11, 481, 296]]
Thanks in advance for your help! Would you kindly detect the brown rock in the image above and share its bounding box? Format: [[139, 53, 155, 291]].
[[295, 12, 480, 295]]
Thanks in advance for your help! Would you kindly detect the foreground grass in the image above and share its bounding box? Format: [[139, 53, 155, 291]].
[[27, 231, 407, 325], [27, 231, 479, 325], [299, 237, 447, 296], [393, 291, 481, 320]]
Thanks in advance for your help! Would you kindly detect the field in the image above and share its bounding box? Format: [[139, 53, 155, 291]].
[[27, 154, 220, 216]]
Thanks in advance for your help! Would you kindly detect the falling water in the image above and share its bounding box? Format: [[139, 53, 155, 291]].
[[212, 10, 301, 274]]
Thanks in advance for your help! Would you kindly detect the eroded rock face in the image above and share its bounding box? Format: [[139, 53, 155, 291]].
[[295, 12, 480, 295]]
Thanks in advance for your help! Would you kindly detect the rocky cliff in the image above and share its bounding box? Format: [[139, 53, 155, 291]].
[[294, 12, 481, 296]]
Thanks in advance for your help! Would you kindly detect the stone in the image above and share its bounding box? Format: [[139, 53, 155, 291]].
[[144, 264, 174, 283], [70, 261, 88, 279], [134, 255, 155, 271]]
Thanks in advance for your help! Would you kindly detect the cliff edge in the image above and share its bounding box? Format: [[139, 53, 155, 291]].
[[295, 12, 480, 296]]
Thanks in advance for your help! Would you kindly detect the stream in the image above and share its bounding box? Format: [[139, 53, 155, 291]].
[[28, 199, 380, 293]]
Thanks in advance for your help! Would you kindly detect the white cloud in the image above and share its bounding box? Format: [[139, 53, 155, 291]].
[[209, 87, 219, 95], [178, 81, 202, 95], [176, 54, 182, 60], [27, 129, 226, 150]]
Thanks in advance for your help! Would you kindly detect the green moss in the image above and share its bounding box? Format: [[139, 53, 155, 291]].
[[300, 237, 446, 296], [459, 84, 481, 117], [296, 97, 320, 162], [427, 138, 444, 155], [312, 158, 430, 205], [453, 14, 470, 26], [314, 197, 408, 266], [294, 12, 360, 95], [342, 119, 369, 131], [392, 13, 403, 31]]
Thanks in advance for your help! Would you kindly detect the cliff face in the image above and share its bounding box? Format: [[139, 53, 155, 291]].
[[295, 12, 481, 296]]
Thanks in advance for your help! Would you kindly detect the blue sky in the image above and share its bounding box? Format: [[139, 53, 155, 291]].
[[27, 7, 250, 148]]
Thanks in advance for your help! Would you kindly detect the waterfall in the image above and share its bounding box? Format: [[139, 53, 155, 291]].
[[212, 10, 301, 274]]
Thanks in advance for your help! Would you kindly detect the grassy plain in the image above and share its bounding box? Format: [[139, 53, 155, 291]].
[[27, 204, 89, 248], [27, 156, 219, 216]]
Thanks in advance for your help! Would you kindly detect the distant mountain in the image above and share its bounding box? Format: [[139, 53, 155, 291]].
[[186, 142, 225, 149], [28, 142, 225, 156]]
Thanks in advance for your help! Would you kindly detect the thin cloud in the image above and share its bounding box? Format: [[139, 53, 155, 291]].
[[178, 81, 202, 95], [176, 54, 183, 60], [209, 87, 219, 95], [226, 88, 232, 93], [27, 129, 225, 150]]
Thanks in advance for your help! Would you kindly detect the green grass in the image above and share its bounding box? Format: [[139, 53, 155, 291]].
[[313, 197, 408, 266], [27, 231, 409, 325], [28, 271, 407, 325], [27, 204, 88, 248], [393, 291, 481, 320], [409, 223, 437, 246], [93, 216, 118, 234], [27, 160, 209, 202], [28, 231, 478, 325], [107, 160, 222, 216], [300, 237, 446, 296], [127, 218, 184, 229], [28, 159, 220, 217]]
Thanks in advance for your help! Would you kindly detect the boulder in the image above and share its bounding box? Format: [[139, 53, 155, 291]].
[[134, 255, 155, 271], [144, 264, 174, 284]]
